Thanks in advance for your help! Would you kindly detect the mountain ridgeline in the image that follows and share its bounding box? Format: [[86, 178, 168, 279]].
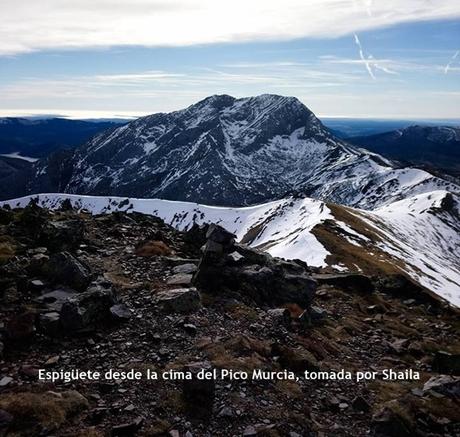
[[348, 125, 460, 178], [0, 117, 123, 158], [12, 95, 459, 208]]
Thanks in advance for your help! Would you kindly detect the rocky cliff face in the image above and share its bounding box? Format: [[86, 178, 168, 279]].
[[0, 204, 459, 436], [28, 95, 459, 209]]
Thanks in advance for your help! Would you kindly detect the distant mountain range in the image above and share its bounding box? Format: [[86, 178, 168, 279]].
[[0, 117, 125, 158], [13, 94, 457, 209], [322, 118, 460, 138], [347, 125, 460, 178]]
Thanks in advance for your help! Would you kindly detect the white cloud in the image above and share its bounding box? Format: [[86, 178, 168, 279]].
[[1, 0, 460, 55]]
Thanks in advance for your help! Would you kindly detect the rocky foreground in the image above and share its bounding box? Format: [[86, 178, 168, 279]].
[[0, 202, 459, 436]]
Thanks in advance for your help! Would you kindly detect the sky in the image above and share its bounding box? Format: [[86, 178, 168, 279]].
[[0, 0, 459, 119]]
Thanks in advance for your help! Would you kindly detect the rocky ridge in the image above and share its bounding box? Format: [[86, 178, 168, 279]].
[[0, 203, 459, 436], [4, 192, 459, 307]]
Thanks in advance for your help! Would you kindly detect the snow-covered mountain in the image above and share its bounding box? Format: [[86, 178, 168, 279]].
[[3, 191, 459, 306], [28, 95, 459, 209]]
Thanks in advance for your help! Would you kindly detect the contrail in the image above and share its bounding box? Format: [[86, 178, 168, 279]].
[[444, 50, 459, 74], [368, 55, 398, 75], [354, 33, 375, 79]]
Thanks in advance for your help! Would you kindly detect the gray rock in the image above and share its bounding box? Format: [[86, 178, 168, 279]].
[[423, 375, 460, 398], [110, 304, 132, 321], [267, 308, 291, 327], [194, 228, 316, 308], [29, 279, 45, 291], [0, 376, 13, 387], [388, 338, 410, 354], [41, 252, 92, 291], [35, 288, 79, 312], [156, 288, 201, 313], [28, 253, 50, 274], [206, 224, 236, 245], [228, 251, 244, 262], [218, 406, 234, 418], [167, 273, 193, 286], [60, 280, 116, 331], [39, 219, 84, 252], [38, 312, 61, 336], [201, 240, 224, 254], [172, 263, 197, 275], [243, 426, 257, 436], [309, 305, 327, 321]]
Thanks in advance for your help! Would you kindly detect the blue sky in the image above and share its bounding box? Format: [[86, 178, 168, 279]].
[[0, 0, 459, 119]]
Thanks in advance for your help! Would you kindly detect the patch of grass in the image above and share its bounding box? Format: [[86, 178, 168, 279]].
[[275, 380, 303, 399], [157, 389, 184, 414], [141, 418, 172, 436], [368, 380, 410, 406], [135, 240, 174, 257], [200, 334, 271, 371], [0, 235, 15, 265], [311, 203, 411, 277], [225, 302, 259, 321], [0, 390, 88, 433]]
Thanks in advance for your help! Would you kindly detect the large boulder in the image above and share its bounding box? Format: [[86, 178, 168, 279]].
[[39, 252, 92, 291], [59, 280, 116, 332], [155, 288, 201, 313], [38, 219, 84, 252], [193, 224, 316, 308], [15, 203, 84, 252]]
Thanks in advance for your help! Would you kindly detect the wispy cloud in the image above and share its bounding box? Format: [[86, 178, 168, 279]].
[[0, 63, 356, 105], [444, 50, 459, 74], [1, 0, 460, 55]]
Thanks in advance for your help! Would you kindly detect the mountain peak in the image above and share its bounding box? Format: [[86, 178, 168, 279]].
[[24, 95, 459, 209], [188, 93, 307, 114]]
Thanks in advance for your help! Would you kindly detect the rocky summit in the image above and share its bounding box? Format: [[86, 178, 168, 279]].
[[0, 202, 459, 436], [21, 95, 459, 209]]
